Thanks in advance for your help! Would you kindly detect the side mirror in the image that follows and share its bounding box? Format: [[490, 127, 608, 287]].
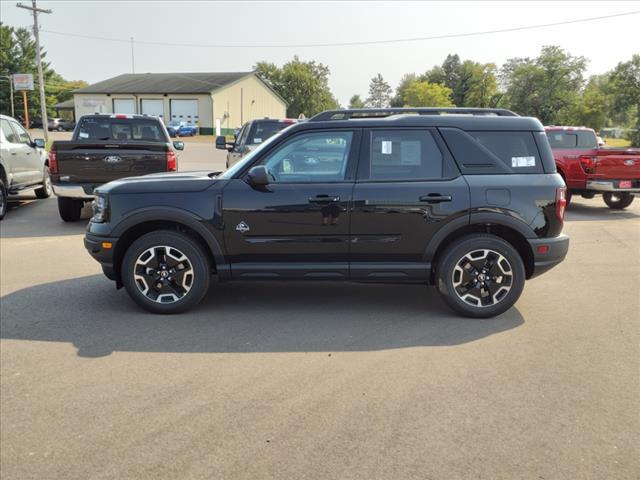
[[33, 138, 45, 148], [216, 136, 229, 150], [246, 165, 270, 187], [173, 141, 184, 151]]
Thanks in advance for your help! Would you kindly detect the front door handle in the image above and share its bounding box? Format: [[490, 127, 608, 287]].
[[308, 194, 340, 204], [419, 194, 452, 203]]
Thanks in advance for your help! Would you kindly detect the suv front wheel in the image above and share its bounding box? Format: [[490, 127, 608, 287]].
[[121, 230, 211, 314], [435, 234, 525, 318]]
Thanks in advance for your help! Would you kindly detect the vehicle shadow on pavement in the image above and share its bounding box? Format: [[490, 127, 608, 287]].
[[565, 201, 640, 222], [1, 196, 92, 238], [0, 275, 524, 358]]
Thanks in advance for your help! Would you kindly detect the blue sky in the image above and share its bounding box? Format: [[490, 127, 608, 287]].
[[2, 1, 638, 104]]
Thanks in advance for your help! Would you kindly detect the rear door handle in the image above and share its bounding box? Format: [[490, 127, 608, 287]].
[[419, 194, 452, 203], [308, 194, 340, 204]]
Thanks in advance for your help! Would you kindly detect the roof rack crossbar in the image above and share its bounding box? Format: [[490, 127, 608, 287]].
[[309, 107, 518, 121]]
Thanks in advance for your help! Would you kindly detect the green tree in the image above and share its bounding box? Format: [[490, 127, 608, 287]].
[[390, 73, 417, 107], [609, 54, 640, 146], [568, 75, 612, 132], [0, 23, 87, 121], [254, 56, 338, 118], [366, 73, 392, 108], [403, 81, 454, 107], [348, 94, 365, 109], [500, 45, 587, 124], [422, 54, 498, 107]]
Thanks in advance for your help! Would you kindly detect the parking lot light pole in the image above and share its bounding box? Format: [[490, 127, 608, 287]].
[[16, 0, 51, 141], [0, 75, 15, 117]]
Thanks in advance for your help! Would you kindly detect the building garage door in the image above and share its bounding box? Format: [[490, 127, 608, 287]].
[[140, 99, 165, 121], [112, 99, 135, 114], [170, 99, 198, 125]]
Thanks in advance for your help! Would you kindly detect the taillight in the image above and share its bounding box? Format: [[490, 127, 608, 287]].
[[48, 148, 58, 174], [579, 155, 597, 173], [166, 150, 177, 171], [556, 187, 567, 222]]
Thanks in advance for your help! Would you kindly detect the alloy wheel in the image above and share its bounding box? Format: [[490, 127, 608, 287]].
[[133, 245, 194, 304], [451, 249, 513, 308]]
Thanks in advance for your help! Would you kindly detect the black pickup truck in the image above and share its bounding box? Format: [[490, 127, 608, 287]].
[[50, 114, 184, 221]]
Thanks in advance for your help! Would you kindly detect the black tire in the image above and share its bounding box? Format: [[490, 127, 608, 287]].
[[57, 125, 64, 132], [603, 192, 634, 210], [435, 234, 526, 318], [565, 190, 572, 206], [57, 197, 83, 222], [121, 230, 211, 314], [0, 179, 7, 221], [34, 168, 52, 199]]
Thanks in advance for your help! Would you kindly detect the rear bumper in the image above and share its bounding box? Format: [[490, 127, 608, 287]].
[[52, 183, 96, 199], [84, 233, 119, 282], [528, 234, 570, 279], [586, 180, 640, 193]]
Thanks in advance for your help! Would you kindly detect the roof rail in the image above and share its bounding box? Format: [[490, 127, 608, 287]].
[[309, 107, 519, 121]]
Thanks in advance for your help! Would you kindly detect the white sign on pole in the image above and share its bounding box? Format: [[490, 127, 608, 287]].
[[13, 73, 34, 91]]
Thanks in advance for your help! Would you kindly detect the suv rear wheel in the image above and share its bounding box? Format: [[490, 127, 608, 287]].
[[436, 234, 525, 318], [602, 192, 634, 210], [57, 197, 83, 222], [121, 230, 211, 314]]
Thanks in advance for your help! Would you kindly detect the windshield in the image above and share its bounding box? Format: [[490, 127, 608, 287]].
[[218, 130, 285, 179]]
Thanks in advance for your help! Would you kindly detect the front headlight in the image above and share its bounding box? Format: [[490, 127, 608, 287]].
[[91, 195, 109, 223]]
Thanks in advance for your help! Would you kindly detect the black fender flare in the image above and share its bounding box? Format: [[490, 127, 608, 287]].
[[423, 212, 536, 261], [112, 207, 229, 277]]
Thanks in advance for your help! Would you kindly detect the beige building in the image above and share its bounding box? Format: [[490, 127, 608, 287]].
[[71, 72, 287, 135]]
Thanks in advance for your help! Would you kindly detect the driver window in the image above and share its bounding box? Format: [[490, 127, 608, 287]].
[[258, 131, 353, 183]]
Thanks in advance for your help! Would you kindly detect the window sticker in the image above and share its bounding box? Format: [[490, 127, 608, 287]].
[[79, 132, 89, 139], [253, 138, 262, 144], [511, 156, 536, 167], [381, 140, 393, 155]]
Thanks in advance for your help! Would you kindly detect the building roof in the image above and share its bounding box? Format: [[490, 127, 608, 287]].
[[73, 72, 255, 94], [53, 98, 75, 109]]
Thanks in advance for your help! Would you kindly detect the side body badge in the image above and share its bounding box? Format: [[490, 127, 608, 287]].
[[236, 221, 250, 233]]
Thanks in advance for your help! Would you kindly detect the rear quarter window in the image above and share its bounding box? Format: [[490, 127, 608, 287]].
[[468, 131, 543, 174]]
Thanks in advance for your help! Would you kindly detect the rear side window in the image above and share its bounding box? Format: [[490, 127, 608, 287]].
[[362, 130, 445, 181], [77, 118, 166, 142], [247, 121, 288, 145], [468, 131, 543, 174], [546, 130, 597, 149]]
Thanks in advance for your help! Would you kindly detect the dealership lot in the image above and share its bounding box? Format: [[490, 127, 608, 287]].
[[1, 140, 639, 479]]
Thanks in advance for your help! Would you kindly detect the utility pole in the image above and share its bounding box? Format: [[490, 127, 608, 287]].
[[17, 0, 51, 141], [131, 37, 135, 73]]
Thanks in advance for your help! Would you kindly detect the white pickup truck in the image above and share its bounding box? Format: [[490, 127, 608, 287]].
[[0, 114, 52, 220]]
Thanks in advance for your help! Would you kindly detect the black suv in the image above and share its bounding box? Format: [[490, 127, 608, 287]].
[[85, 108, 569, 318]]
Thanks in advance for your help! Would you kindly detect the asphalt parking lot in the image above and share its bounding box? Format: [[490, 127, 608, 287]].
[[1, 139, 639, 479]]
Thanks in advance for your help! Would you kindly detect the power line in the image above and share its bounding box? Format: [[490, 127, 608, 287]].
[[38, 10, 640, 49]]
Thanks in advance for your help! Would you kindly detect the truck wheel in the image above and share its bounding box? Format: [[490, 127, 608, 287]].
[[34, 168, 52, 199], [121, 230, 211, 314], [57, 197, 83, 222], [603, 192, 634, 210], [435, 234, 525, 318], [565, 190, 572, 206], [0, 179, 7, 221]]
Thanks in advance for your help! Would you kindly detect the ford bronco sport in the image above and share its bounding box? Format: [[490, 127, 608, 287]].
[[85, 108, 569, 318]]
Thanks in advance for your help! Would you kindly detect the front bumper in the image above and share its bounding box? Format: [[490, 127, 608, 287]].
[[586, 180, 640, 193], [528, 234, 570, 279], [52, 183, 96, 199], [84, 233, 119, 282]]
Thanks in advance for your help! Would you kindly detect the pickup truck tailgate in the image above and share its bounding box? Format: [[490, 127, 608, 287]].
[[593, 149, 640, 179], [55, 142, 168, 183]]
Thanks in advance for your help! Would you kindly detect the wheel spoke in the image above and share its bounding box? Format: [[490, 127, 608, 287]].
[[133, 245, 194, 304]]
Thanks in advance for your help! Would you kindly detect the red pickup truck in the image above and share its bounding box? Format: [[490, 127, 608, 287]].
[[545, 126, 640, 209]]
